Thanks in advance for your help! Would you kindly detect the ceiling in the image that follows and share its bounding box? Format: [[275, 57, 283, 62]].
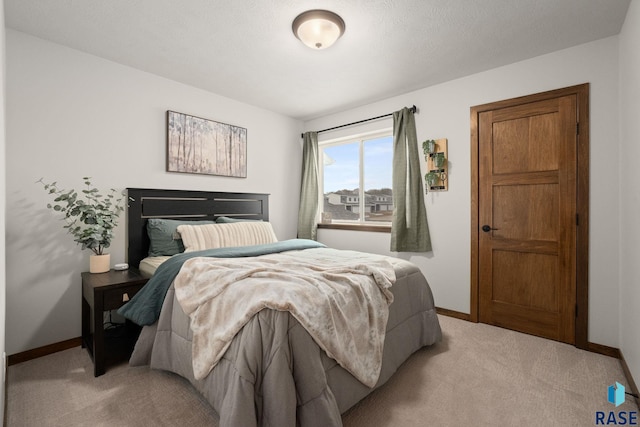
[[5, 0, 631, 121]]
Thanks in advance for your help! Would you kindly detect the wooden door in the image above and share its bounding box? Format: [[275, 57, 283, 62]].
[[475, 93, 579, 344]]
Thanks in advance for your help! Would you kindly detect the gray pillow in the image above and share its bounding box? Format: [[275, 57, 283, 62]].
[[147, 218, 214, 256]]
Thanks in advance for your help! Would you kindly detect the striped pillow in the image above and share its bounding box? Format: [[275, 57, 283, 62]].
[[177, 222, 278, 252]]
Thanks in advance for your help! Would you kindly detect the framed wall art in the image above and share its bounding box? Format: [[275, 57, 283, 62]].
[[166, 110, 247, 178]]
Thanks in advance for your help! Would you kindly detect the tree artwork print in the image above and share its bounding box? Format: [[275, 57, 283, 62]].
[[167, 111, 247, 178]]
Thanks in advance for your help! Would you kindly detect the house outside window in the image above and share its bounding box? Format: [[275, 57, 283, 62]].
[[319, 130, 393, 226]]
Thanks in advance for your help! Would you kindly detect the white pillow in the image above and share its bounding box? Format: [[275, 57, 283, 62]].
[[177, 222, 278, 252]]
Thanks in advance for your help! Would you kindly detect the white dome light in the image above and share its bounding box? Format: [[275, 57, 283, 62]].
[[292, 10, 345, 50]]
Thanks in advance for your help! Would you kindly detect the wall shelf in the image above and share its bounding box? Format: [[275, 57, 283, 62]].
[[424, 138, 448, 192]]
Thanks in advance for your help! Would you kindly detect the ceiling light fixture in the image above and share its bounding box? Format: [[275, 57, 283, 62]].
[[292, 9, 345, 50]]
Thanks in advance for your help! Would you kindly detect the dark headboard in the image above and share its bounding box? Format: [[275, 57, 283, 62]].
[[126, 188, 270, 268]]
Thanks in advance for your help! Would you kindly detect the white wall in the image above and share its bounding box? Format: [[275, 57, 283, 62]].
[[5, 30, 303, 355], [4, 17, 632, 360], [1, 0, 7, 420], [306, 36, 621, 347], [618, 0, 640, 387]]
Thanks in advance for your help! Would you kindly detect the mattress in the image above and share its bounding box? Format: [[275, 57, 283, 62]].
[[139, 255, 170, 277]]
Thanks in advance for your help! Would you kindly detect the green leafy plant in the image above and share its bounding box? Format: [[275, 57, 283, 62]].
[[433, 152, 446, 168], [425, 171, 439, 189], [422, 139, 436, 155], [37, 177, 125, 255]]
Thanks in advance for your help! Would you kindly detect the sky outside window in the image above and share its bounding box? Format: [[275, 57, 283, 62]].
[[323, 135, 392, 193], [323, 142, 359, 192], [364, 136, 393, 193]]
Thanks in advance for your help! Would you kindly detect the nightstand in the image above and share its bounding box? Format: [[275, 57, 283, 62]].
[[81, 268, 148, 377]]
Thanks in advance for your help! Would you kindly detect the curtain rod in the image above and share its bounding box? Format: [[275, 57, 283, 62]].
[[301, 105, 417, 138]]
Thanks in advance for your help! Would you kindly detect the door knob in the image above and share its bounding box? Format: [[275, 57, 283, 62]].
[[481, 225, 498, 232]]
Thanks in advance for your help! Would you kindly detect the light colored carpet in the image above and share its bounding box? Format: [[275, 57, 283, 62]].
[[7, 315, 638, 426]]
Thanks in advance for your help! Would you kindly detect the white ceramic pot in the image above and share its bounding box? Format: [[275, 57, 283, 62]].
[[89, 253, 111, 273]]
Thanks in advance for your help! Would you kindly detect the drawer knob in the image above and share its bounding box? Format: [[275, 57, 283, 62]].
[[122, 293, 130, 302]]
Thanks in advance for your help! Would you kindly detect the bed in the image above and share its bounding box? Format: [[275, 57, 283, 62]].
[[120, 188, 441, 427]]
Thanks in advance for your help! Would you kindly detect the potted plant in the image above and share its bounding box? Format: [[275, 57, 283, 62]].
[[422, 139, 436, 156], [38, 177, 125, 273], [433, 152, 446, 169], [425, 171, 439, 190]]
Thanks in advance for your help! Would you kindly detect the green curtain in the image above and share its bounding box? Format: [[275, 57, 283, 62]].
[[297, 131, 319, 240], [391, 107, 432, 252]]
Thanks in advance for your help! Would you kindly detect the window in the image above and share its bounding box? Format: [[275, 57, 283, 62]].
[[319, 130, 393, 226]]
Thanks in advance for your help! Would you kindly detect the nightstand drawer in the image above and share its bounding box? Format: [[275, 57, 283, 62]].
[[103, 284, 143, 311]]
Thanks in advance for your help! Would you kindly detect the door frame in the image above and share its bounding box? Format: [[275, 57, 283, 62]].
[[469, 83, 590, 350]]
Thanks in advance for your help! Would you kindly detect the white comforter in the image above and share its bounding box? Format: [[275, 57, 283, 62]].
[[173, 249, 396, 387]]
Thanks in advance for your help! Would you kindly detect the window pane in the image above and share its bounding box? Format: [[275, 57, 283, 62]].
[[322, 142, 361, 222], [364, 136, 393, 222]]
